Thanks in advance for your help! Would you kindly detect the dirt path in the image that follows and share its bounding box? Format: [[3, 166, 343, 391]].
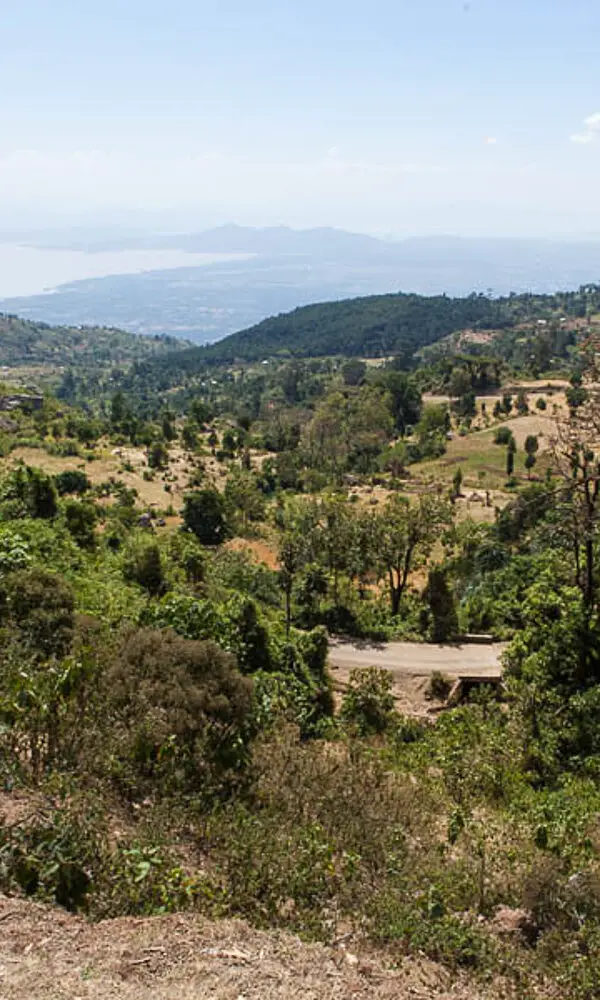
[[0, 895, 502, 1000]]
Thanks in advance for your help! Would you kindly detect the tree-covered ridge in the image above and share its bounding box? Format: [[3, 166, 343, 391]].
[[0, 313, 189, 369], [124, 284, 600, 390], [203, 291, 515, 360]]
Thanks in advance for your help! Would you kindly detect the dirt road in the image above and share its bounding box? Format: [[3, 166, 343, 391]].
[[328, 638, 505, 679], [328, 638, 505, 714]]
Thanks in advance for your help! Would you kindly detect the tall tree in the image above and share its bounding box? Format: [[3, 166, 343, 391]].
[[183, 489, 230, 546], [506, 438, 516, 479], [524, 435, 539, 479], [372, 493, 453, 615], [377, 371, 422, 435], [275, 499, 318, 634]]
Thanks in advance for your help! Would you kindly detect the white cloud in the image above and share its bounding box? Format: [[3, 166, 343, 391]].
[[484, 137, 498, 145], [570, 112, 600, 144]]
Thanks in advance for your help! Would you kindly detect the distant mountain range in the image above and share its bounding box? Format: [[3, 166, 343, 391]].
[[2, 225, 600, 344]]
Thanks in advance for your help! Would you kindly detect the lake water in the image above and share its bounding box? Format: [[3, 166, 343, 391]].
[[0, 244, 251, 299]]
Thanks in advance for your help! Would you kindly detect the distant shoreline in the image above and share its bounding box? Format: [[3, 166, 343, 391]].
[[0, 244, 253, 299]]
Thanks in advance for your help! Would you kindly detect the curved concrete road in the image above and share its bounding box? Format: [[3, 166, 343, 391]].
[[328, 638, 505, 679]]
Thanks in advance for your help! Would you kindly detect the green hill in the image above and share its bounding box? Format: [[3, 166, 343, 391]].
[[0, 313, 189, 371], [198, 291, 516, 362], [124, 285, 600, 390]]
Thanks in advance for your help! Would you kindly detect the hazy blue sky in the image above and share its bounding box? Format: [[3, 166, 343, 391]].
[[2, 0, 600, 237]]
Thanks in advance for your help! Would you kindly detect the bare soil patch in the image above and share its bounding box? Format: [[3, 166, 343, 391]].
[[2, 445, 194, 512], [0, 894, 506, 1000], [225, 536, 280, 570]]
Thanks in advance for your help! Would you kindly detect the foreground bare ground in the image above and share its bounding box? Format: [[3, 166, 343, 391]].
[[0, 895, 507, 1000]]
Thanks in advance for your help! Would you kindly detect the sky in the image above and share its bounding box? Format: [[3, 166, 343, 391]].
[[2, 0, 600, 239]]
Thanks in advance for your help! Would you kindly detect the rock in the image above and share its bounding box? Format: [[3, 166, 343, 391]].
[[491, 906, 538, 944]]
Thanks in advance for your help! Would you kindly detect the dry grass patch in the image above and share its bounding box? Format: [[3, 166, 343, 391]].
[[0, 894, 502, 1000], [2, 444, 196, 511]]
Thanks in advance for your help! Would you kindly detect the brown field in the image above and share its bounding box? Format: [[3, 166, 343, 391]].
[[423, 378, 568, 418], [1, 444, 197, 512]]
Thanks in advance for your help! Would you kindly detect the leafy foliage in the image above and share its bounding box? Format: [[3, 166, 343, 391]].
[[182, 489, 230, 545]]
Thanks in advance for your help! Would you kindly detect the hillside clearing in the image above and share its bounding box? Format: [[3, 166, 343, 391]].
[[415, 413, 559, 490]]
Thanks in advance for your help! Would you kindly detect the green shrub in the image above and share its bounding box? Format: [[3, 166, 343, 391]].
[[426, 670, 453, 701], [122, 536, 166, 596], [182, 489, 230, 545], [63, 499, 97, 549], [494, 426, 514, 446], [0, 464, 58, 520], [54, 469, 91, 496], [421, 568, 458, 642], [0, 567, 75, 659], [374, 900, 493, 968], [341, 667, 395, 735], [102, 627, 253, 798], [0, 800, 101, 912]]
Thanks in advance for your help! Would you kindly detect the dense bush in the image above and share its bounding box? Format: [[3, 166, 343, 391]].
[[341, 667, 395, 735], [0, 567, 75, 659], [494, 426, 514, 445], [182, 488, 230, 545], [0, 465, 58, 520], [102, 627, 254, 798], [54, 469, 91, 496], [122, 536, 167, 596], [63, 499, 97, 549]]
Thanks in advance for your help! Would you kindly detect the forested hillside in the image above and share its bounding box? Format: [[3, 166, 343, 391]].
[[0, 313, 188, 369], [129, 284, 600, 378], [190, 291, 516, 363]]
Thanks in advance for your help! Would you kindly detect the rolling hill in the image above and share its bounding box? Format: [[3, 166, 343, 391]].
[[0, 313, 189, 372], [196, 291, 514, 363], [125, 283, 599, 382]]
